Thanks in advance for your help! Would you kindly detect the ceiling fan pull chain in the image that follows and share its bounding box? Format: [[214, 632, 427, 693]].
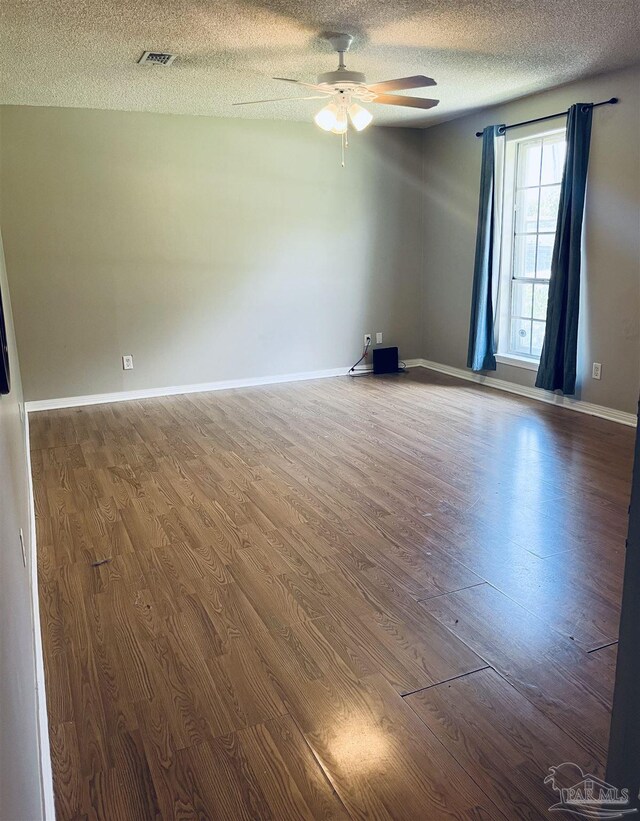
[[341, 131, 345, 167]]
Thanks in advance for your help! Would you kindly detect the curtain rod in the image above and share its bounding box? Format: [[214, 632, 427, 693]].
[[474, 97, 618, 137]]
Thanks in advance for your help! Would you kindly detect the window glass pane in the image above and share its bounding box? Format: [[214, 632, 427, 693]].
[[513, 234, 537, 278], [531, 320, 546, 357], [515, 188, 539, 233], [501, 128, 566, 364], [512, 282, 533, 318], [539, 185, 561, 231], [536, 234, 555, 278], [533, 282, 549, 320], [517, 140, 542, 187], [510, 318, 532, 355], [541, 138, 566, 185]]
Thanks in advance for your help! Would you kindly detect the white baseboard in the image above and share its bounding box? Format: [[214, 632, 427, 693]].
[[23, 412, 56, 820], [417, 358, 637, 427], [25, 360, 424, 412], [24, 358, 636, 426]]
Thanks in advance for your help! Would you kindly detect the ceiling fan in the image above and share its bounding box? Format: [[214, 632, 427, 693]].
[[234, 32, 439, 159]]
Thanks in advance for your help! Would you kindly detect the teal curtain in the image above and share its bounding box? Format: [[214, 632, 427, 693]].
[[467, 125, 503, 372], [535, 104, 593, 395]]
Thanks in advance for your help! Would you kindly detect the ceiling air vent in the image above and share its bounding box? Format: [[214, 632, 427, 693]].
[[138, 51, 176, 66]]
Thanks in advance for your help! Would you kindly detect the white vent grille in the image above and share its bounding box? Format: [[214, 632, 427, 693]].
[[138, 51, 176, 66]]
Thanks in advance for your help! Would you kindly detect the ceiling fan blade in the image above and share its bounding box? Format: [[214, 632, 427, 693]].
[[273, 77, 329, 92], [367, 75, 436, 93], [233, 95, 330, 106], [372, 94, 440, 110]]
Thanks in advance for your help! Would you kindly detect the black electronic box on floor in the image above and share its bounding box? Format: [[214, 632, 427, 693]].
[[372, 346, 401, 374]]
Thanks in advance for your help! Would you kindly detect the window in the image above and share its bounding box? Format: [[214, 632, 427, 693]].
[[497, 128, 566, 365]]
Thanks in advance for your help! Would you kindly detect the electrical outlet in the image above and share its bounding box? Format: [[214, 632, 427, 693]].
[[19, 528, 26, 568], [592, 362, 602, 380], [363, 334, 372, 348], [376, 332, 383, 344], [122, 355, 134, 370]]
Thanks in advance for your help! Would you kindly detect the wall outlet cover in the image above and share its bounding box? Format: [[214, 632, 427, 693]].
[[122, 355, 134, 370], [376, 332, 383, 344], [592, 362, 602, 380]]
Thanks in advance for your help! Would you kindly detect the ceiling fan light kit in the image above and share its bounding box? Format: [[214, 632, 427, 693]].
[[347, 103, 374, 131], [235, 32, 440, 165], [314, 102, 340, 131], [333, 108, 348, 135], [314, 100, 370, 134]]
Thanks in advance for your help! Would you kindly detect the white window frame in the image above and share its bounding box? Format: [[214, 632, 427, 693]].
[[495, 124, 566, 370]]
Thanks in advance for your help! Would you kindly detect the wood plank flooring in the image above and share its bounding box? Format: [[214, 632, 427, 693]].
[[31, 369, 634, 820]]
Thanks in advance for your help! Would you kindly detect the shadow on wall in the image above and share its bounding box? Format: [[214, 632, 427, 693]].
[[158, 125, 426, 376], [1, 107, 426, 399], [580, 181, 640, 398], [113, 122, 425, 385], [359, 127, 424, 359]]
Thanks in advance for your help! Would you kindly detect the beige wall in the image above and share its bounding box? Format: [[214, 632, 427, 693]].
[[421, 64, 640, 414], [1, 67, 638, 412], [0, 107, 424, 401], [0, 222, 45, 816]]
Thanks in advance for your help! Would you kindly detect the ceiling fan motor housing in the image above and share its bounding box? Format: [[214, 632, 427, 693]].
[[317, 69, 367, 86]]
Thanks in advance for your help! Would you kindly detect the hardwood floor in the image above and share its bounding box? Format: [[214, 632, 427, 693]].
[[31, 369, 634, 820]]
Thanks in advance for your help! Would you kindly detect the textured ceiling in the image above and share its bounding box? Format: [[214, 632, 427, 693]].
[[1, 0, 640, 126]]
